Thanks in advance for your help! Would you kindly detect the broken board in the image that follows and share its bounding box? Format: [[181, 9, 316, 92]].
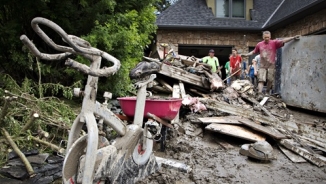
[[171, 83, 181, 124], [278, 145, 307, 163], [259, 97, 269, 106], [279, 139, 326, 167], [239, 119, 287, 139], [215, 139, 234, 150], [199, 116, 244, 125], [179, 81, 187, 98], [158, 64, 209, 89], [205, 124, 266, 142]]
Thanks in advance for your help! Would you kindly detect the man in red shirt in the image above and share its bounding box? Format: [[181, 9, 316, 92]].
[[229, 48, 242, 83], [242, 31, 300, 95]]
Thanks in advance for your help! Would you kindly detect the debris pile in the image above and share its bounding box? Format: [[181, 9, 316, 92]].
[[129, 49, 326, 168]]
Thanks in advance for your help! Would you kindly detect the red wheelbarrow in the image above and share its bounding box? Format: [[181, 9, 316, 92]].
[[117, 97, 182, 121], [118, 97, 182, 152]]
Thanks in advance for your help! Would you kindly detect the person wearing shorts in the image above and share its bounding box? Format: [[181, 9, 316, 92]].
[[242, 31, 300, 95]]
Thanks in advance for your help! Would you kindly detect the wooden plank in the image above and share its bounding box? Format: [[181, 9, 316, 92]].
[[279, 139, 326, 167], [171, 84, 180, 124], [179, 81, 187, 98], [216, 139, 234, 150], [198, 116, 243, 125], [259, 97, 269, 106], [278, 145, 307, 163], [297, 124, 326, 144], [158, 64, 209, 89], [205, 124, 266, 142], [172, 84, 181, 98], [200, 99, 278, 126], [239, 119, 287, 139], [298, 135, 326, 150]]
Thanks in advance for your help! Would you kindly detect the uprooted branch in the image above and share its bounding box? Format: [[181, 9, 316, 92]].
[[30, 136, 65, 154], [37, 125, 49, 139], [1, 128, 35, 177], [22, 112, 40, 132]]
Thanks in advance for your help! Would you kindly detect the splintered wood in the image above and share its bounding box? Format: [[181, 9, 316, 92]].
[[239, 119, 287, 139], [158, 64, 209, 89], [278, 145, 307, 163], [279, 139, 326, 167], [199, 116, 243, 125]]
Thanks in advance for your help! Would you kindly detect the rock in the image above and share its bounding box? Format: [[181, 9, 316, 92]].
[[46, 155, 64, 164], [7, 153, 49, 166], [0, 177, 24, 184], [8, 149, 39, 160], [0, 166, 29, 180]]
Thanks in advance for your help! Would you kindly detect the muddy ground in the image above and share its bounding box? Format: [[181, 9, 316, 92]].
[[138, 107, 326, 184]]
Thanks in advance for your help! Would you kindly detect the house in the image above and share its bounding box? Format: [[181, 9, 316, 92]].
[[155, 0, 326, 112], [155, 0, 326, 65]]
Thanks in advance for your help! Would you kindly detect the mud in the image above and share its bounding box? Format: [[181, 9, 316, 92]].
[[137, 108, 326, 184]]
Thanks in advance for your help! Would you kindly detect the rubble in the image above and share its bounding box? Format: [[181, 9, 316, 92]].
[[130, 49, 326, 169]]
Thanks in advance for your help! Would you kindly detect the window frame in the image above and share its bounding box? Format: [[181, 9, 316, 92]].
[[215, 0, 246, 19]]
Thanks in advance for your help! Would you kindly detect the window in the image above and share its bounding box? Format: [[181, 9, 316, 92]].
[[216, 0, 245, 18]]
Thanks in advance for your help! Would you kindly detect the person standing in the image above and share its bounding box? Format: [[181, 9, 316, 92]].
[[240, 60, 247, 80], [224, 59, 231, 86], [252, 54, 260, 87], [247, 59, 257, 86], [202, 49, 221, 76], [253, 54, 260, 71], [242, 31, 300, 95], [229, 48, 242, 82]]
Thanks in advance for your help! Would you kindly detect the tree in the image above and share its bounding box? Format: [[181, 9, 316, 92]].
[[0, 0, 157, 97], [154, 0, 179, 13]]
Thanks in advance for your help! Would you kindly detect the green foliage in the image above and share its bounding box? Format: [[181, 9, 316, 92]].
[[0, 73, 80, 166], [1, 0, 158, 97], [0, 74, 79, 131], [0, 0, 158, 165], [82, 2, 157, 96]]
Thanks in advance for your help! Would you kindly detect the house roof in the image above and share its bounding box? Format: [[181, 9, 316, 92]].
[[156, 0, 326, 31], [264, 0, 326, 29]]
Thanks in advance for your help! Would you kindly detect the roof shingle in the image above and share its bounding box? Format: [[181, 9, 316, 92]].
[[156, 0, 325, 30]]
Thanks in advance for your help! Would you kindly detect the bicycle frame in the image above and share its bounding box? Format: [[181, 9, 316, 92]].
[[20, 17, 156, 183]]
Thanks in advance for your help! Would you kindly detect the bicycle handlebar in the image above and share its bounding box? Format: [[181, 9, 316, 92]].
[[20, 17, 120, 77]]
